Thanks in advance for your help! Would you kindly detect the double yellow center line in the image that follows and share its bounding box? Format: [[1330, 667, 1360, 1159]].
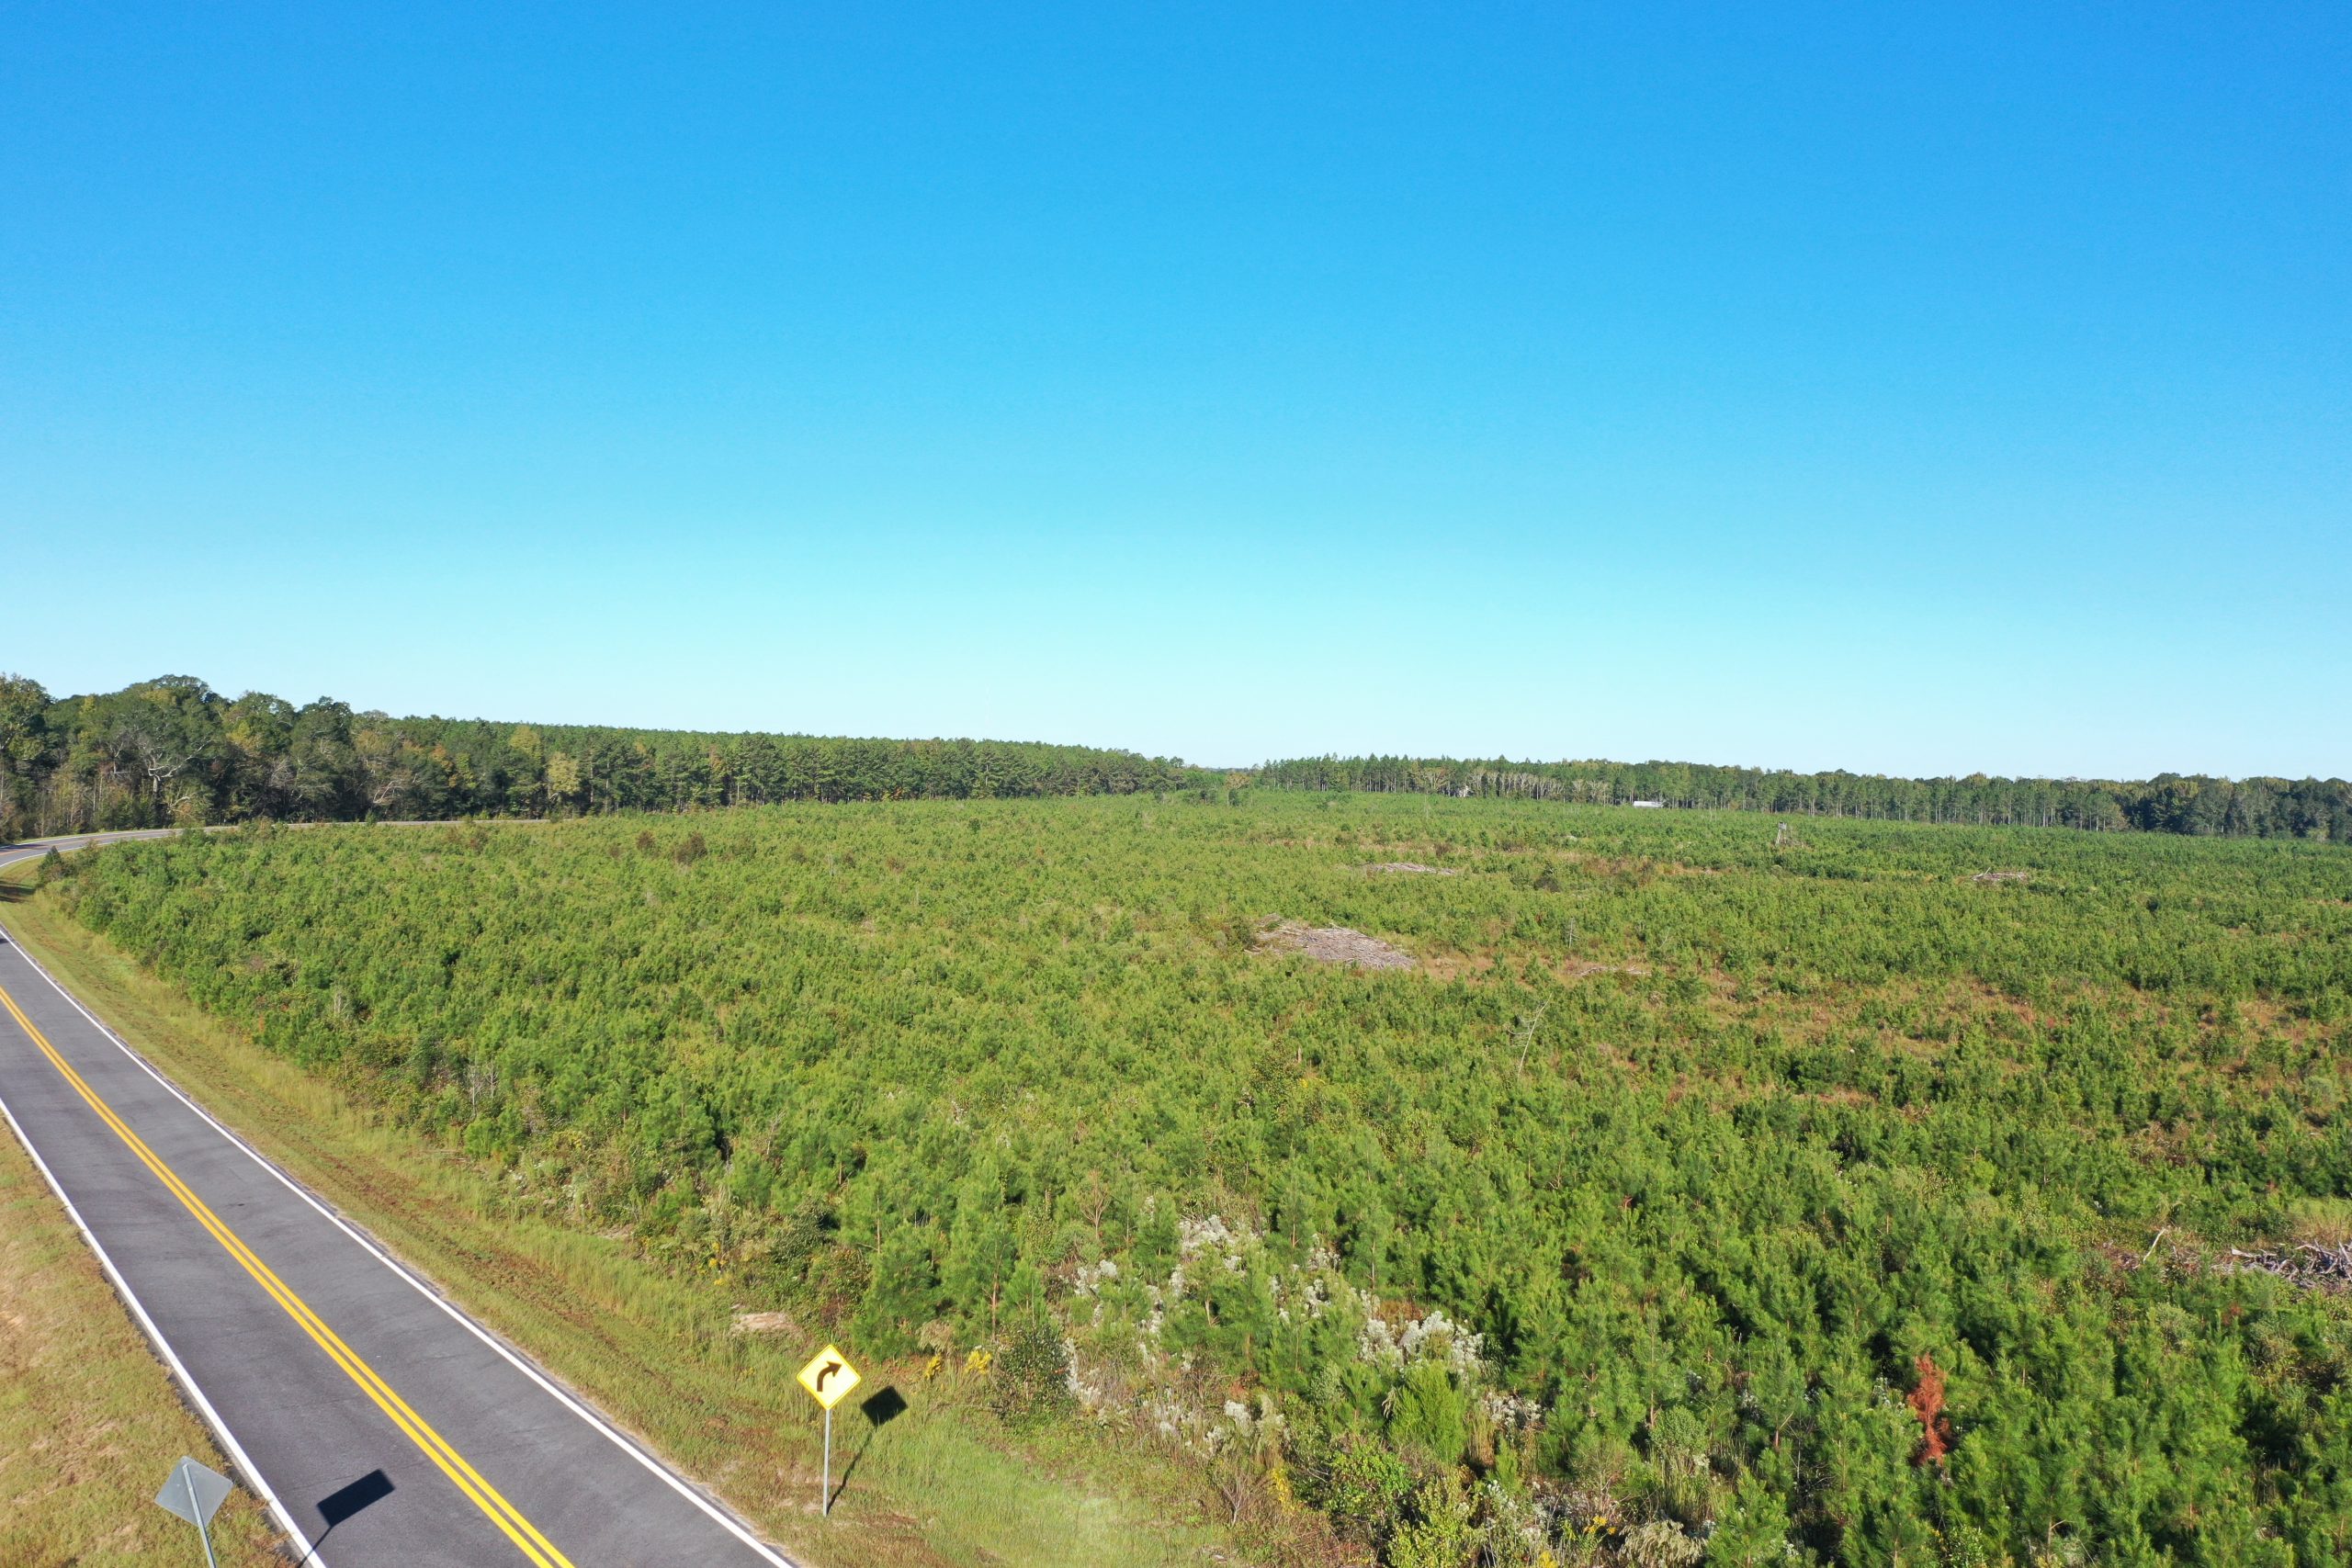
[[0, 979, 577, 1568]]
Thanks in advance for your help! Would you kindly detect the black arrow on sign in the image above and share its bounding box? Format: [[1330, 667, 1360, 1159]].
[[817, 1359, 842, 1393]]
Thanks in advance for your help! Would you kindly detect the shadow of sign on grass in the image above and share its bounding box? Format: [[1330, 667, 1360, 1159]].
[[830, 1386, 909, 1510]]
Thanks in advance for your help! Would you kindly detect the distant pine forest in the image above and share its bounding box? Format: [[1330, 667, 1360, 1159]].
[[2, 672, 2345, 842], [1256, 756, 2352, 841]]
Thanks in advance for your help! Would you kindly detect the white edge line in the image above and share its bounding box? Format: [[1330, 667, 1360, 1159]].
[[0, 1086, 328, 1566], [0, 842, 797, 1568]]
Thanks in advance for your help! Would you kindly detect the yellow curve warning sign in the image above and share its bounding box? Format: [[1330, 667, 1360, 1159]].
[[797, 1345, 862, 1411]]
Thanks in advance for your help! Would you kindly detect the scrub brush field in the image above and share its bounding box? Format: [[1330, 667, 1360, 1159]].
[[37, 795, 2352, 1566]]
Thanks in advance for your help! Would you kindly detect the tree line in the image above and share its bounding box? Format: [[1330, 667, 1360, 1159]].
[[0, 671, 1198, 839], [8, 671, 2342, 846], [1253, 753, 2352, 841]]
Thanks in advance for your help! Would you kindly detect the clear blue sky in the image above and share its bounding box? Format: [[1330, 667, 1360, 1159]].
[[6, 4, 2346, 777]]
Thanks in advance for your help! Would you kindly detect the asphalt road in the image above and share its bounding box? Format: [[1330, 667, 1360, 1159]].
[[0, 833, 796, 1568]]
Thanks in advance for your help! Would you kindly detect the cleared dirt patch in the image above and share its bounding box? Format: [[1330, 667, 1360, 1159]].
[[1256, 920, 1416, 971], [1969, 870, 2031, 885], [1362, 862, 1459, 877]]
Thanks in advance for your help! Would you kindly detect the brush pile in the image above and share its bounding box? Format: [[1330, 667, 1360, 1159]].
[[2224, 1242, 2352, 1292]]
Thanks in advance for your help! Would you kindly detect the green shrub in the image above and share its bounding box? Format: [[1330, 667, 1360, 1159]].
[[1385, 1472, 1476, 1568], [987, 1324, 1074, 1430], [1385, 1363, 1471, 1466], [1312, 1438, 1414, 1547]]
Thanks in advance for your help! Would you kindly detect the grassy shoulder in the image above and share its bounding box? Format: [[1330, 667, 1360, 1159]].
[[0, 1110, 286, 1567], [0, 869, 1250, 1568]]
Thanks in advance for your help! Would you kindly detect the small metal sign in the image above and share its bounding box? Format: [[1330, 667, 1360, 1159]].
[[154, 1457, 232, 1528], [155, 1456, 234, 1566], [797, 1344, 863, 1411], [797, 1343, 864, 1517]]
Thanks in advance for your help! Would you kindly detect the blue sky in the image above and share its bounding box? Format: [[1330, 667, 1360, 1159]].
[[5, 4, 2346, 777]]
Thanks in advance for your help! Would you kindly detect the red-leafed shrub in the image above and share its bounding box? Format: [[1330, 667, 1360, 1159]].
[[1909, 1354, 1955, 1465]]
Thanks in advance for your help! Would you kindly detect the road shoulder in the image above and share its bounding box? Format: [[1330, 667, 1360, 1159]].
[[0, 1099, 286, 1567]]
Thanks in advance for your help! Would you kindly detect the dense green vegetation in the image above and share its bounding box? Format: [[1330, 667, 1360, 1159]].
[[39, 795, 2352, 1565], [1257, 755, 2352, 841], [0, 672, 1197, 838]]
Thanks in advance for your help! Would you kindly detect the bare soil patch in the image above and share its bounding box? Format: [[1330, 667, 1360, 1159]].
[[1362, 863, 1459, 876], [1969, 870, 2031, 885], [1256, 920, 1416, 971]]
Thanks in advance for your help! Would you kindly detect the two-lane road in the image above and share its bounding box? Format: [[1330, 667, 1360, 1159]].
[[0, 834, 795, 1567]]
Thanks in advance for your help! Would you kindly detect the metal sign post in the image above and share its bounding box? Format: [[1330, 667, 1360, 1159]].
[[153, 1456, 233, 1567], [795, 1343, 863, 1518], [187, 1466, 219, 1568]]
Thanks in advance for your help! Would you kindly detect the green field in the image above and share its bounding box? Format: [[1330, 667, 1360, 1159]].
[[39, 795, 2352, 1566]]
